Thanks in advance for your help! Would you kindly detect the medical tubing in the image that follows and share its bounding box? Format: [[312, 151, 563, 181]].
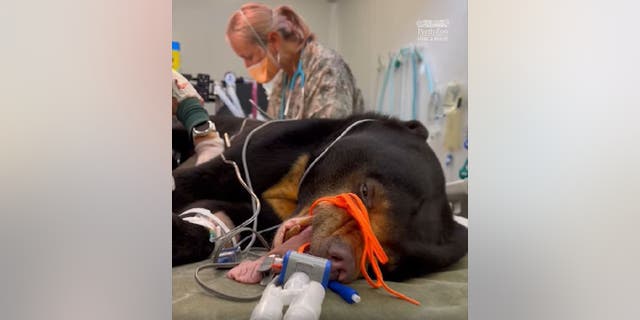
[[281, 47, 306, 119], [210, 227, 270, 268], [191, 120, 293, 302], [414, 47, 434, 95], [228, 118, 250, 142], [215, 82, 245, 117], [194, 245, 270, 302], [400, 49, 409, 119], [328, 280, 360, 304], [195, 118, 379, 302], [388, 56, 396, 116], [219, 153, 262, 252], [224, 117, 374, 254], [377, 57, 393, 113], [411, 50, 418, 120], [424, 57, 435, 94], [240, 119, 297, 249], [210, 120, 293, 258], [194, 227, 270, 301], [226, 83, 246, 117], [194, 266, 262, 302], [298, 119, 377, 189]]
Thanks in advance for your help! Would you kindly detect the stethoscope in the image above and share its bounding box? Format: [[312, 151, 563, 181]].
[[279, 49, 306, 119]]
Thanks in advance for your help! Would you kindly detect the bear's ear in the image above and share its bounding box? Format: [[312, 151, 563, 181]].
[[404, 120, 429, 140]]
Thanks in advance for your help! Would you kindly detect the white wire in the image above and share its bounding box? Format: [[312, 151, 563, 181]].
[[194, 117, 379, 301], [226, 83, 244, 116], [297, 119, 378, 189], [218, 153, 261, 251], [240, 119, 299, 249], [204, 119, 295, 257], [211, 117, 378, 255], [257, 223, 282, 234], [237, 118, 378, 249], [214, 82, 245, 118], [229, 118, 250, 142]]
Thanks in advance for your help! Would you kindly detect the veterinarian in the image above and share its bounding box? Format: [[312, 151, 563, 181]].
[[226, 3, 364, 119]]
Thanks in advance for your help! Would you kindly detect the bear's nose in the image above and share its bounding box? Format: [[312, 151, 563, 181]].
[[326, 240, 356, 283]]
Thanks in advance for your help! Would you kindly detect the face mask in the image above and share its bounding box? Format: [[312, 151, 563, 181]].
[[247, 48, 280, 84], [237, 10, 281, 83]]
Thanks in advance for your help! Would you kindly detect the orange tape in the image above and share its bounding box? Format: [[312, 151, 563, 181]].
[[297, 242, 310, 253], [308, 193, 420, 305]]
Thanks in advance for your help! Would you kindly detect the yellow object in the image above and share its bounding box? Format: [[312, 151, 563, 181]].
[[442, 82, 464, 151], [444, 106, 463, 151], [172, 41, 181, 70]]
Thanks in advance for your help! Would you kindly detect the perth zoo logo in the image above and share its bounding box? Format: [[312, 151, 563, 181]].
[[416, 19, 449, 42]]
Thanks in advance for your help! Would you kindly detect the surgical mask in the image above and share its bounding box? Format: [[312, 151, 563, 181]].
[[238, 9, 281, 83], [247, 48, 280, 84]]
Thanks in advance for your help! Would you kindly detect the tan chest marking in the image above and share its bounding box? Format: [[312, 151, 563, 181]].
[[262, 154, 309, 221]]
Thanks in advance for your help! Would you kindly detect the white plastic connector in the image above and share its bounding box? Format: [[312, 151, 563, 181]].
[[250, 272, 325, 320], [283, 280, 325, 320], [250, 282, 284, 320]]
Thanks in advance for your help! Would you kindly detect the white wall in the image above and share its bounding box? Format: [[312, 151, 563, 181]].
[[172, 0, 333, 79], [336, 0, 467, 107], [336, 0, 468, 181]]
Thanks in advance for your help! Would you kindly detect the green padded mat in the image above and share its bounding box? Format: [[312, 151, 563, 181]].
[[173, 255, 467, 320]]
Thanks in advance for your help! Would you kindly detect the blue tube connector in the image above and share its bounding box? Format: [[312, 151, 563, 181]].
[[328, 281, 361, 304]]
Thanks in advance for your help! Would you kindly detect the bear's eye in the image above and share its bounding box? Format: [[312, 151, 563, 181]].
[[360, 182, 371, 208], [360, 183, 368, 199]]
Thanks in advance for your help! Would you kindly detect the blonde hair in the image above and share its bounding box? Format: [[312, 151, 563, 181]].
[[226, 3, 315, 48]]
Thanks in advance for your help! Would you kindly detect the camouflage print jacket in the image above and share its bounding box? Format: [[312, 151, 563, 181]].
[[266, 41, 364, 119]]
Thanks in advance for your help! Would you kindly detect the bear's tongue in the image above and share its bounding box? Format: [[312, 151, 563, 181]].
[[270, 225, 313, 256], [226, 226, 313, 284]]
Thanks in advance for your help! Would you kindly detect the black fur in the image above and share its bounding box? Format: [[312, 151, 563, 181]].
[[172, 113, 467, 278]]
